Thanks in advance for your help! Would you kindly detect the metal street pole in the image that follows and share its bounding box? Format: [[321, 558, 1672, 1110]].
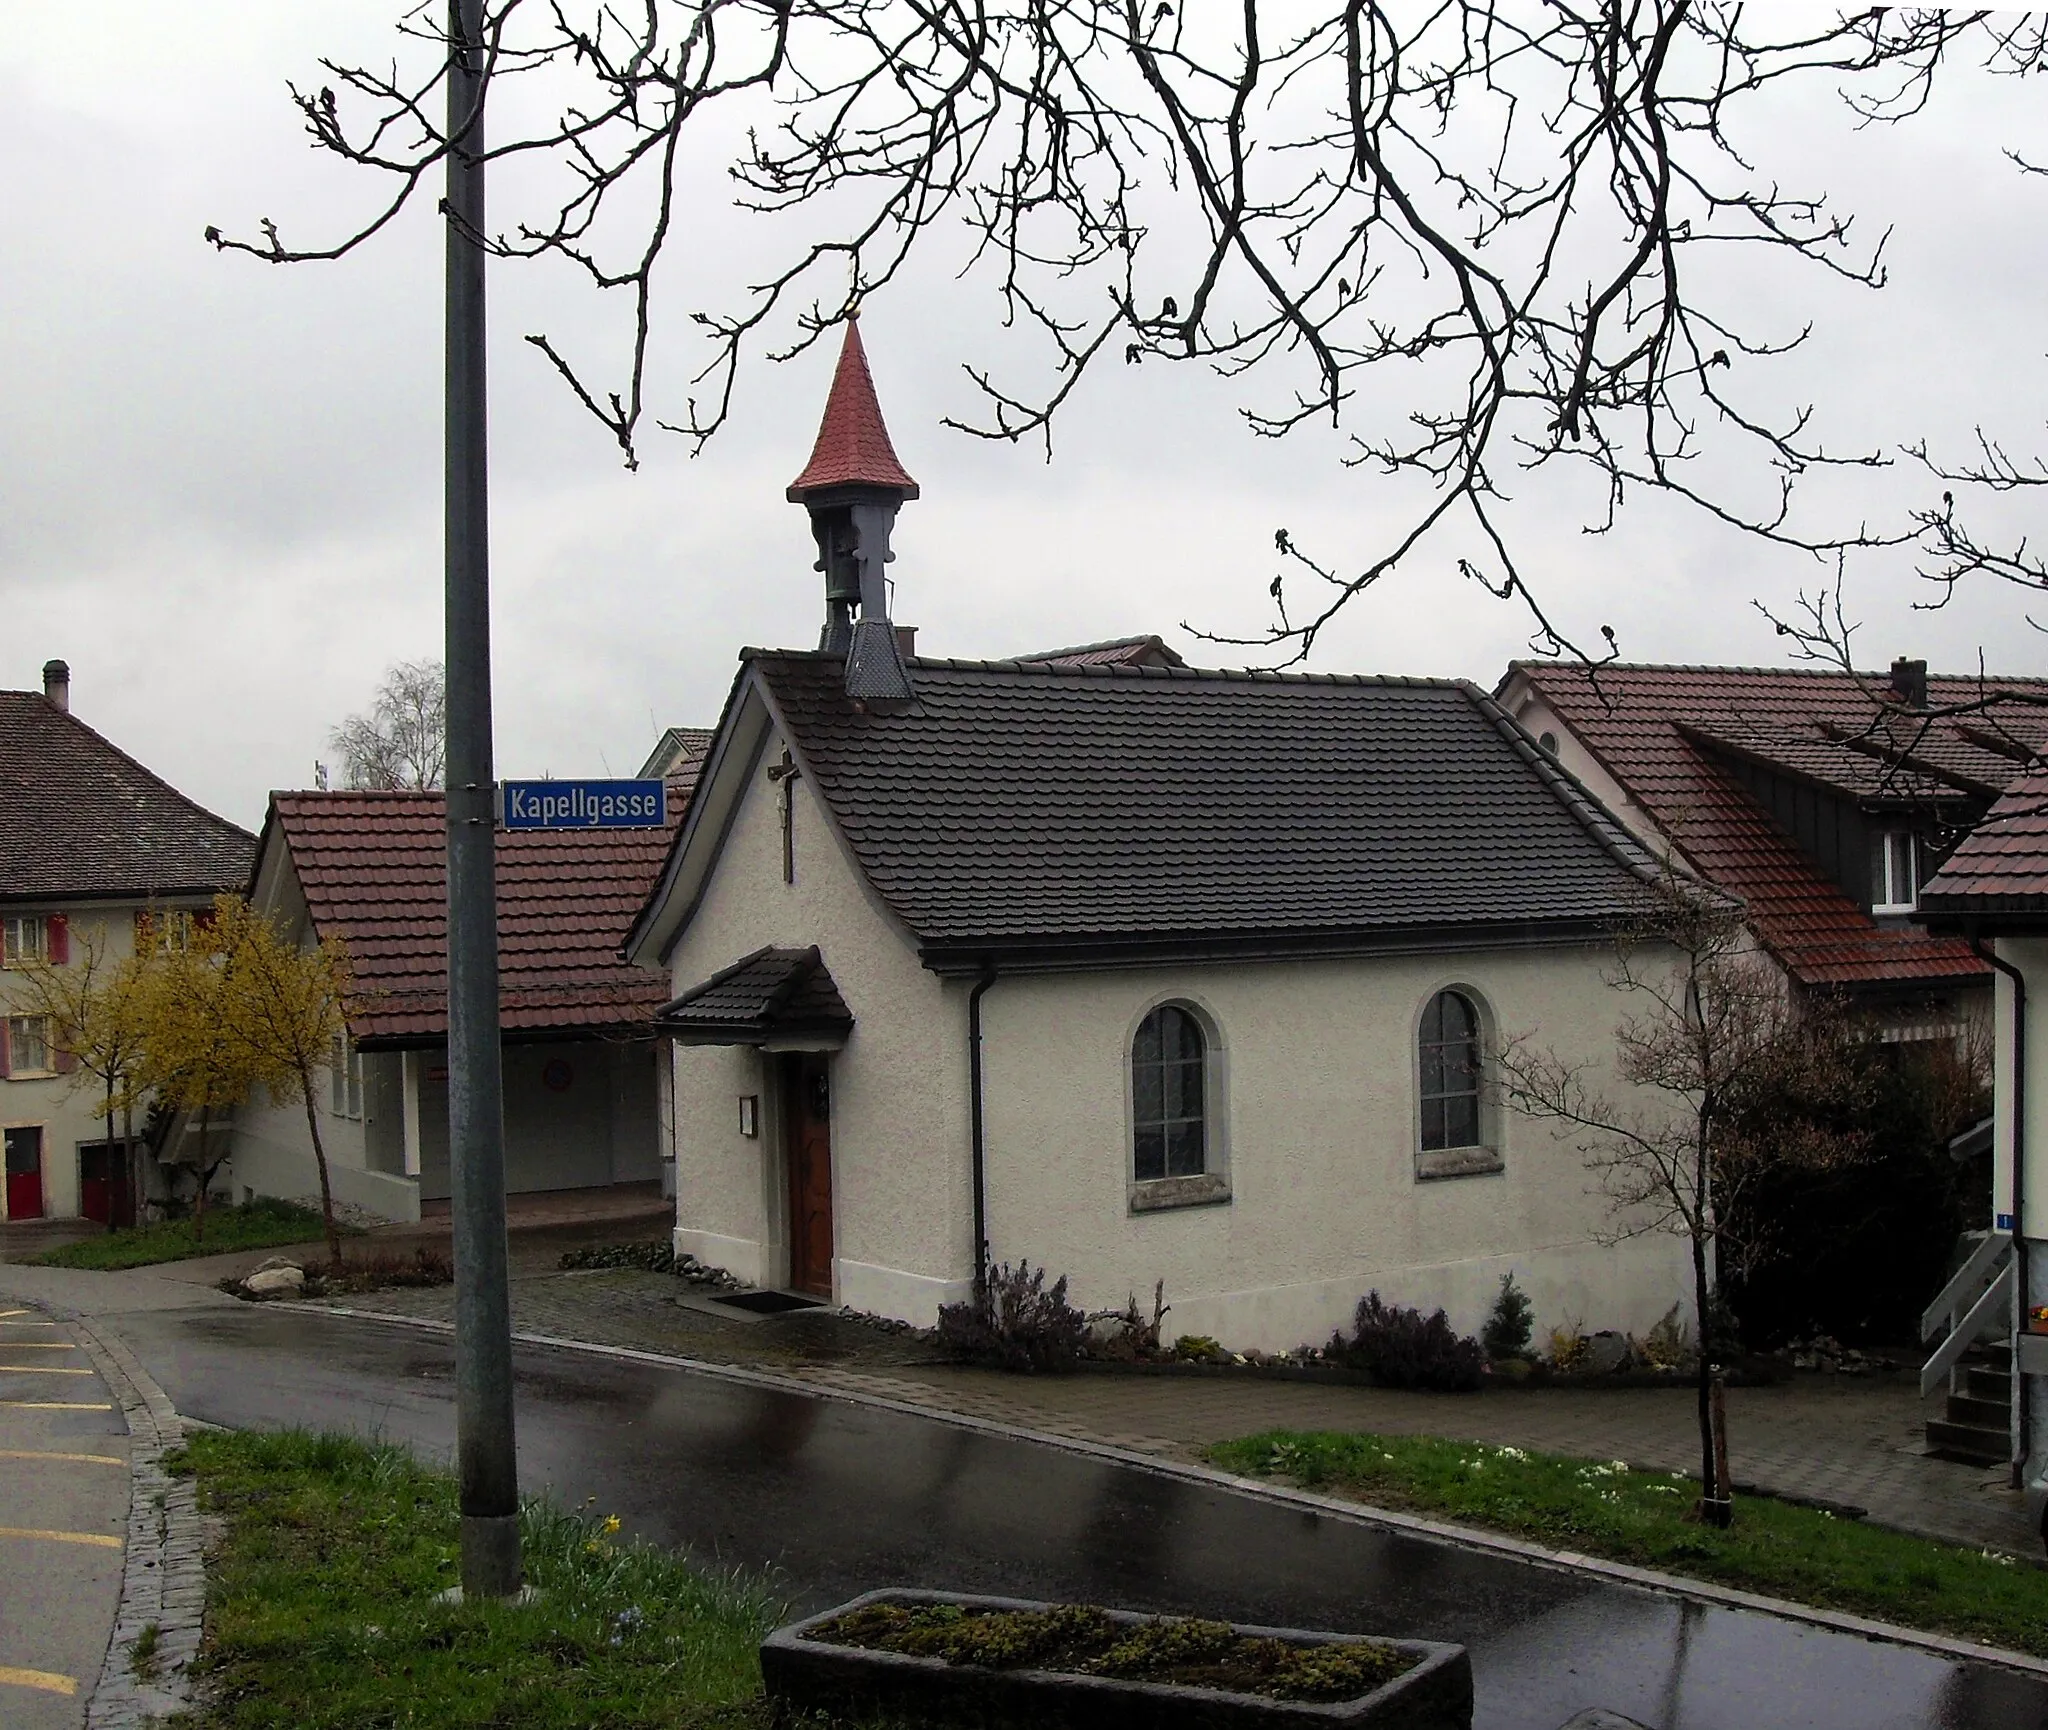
[[445, 0, 520, 1597]]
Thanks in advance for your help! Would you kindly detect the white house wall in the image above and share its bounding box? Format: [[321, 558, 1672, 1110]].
[[667, 723, 972, 1315], [981, 951, 1691, 1352], [1991, 937, 2048, 1241], [227, 1061, 420, 1224]]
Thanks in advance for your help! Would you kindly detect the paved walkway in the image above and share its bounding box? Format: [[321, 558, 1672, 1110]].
[[0, 1306, 129, 1730], [309, 1266, 2038, 1559]]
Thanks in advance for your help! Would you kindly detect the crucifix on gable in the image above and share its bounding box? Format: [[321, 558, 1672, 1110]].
[[766, 749, 801, 883]]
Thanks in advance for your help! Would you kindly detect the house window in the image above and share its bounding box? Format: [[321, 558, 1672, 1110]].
[[1872, 829, 1918, 914], [2, 917, 47, 967], [330, 1035, 364, 1120], [1132, 1004, 1207, 1182], [1420, 989, 1483, 1153], [6, 1015, 53, 1076]]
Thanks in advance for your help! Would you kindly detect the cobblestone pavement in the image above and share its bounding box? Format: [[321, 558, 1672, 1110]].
[[317, 1269, 2038, 1558]]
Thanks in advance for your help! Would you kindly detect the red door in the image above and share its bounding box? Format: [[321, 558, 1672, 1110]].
[[79, 1142, 134, 1228], [783, 1055, 834, 1298], [5, 1127, 44, 1221]]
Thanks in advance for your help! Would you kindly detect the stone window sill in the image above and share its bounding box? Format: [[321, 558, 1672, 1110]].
[[1128, 1172, 1232, 1214], [1416, 1146, 1504, 1181]]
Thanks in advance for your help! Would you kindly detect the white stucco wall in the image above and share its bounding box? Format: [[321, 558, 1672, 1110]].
[[666, 720, 972, 1317], [662, 704, 1690, 1347], [1990, 936, 2048, 1240], [228, 1061, 421, 1224], [980, 952, 1691, 1351]]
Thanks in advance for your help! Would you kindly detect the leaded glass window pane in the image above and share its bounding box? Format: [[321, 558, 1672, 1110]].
[[1132, 1004, 1205, 1180], [1419, 989, 1483, 1153]]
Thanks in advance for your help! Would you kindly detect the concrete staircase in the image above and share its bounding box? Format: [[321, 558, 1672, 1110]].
[[1926, 1340, 2013, 1466]]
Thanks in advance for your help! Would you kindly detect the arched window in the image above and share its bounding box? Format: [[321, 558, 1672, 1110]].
[[1132, 1004, 1206, 1181], [1419, 989, 1483, 1152]]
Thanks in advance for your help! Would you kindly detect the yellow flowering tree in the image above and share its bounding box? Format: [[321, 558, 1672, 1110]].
[[3, 925, 161, 1231], [136, 909, 263, 1245], [201, 896, 355, 1268]]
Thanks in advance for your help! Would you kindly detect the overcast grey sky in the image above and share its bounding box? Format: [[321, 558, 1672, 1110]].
[[3, 4, 2045, 831]]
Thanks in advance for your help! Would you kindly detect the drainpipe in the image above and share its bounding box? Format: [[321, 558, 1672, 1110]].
[[1974, 936, 2029, 1486], [967, 965, 998, 1295]]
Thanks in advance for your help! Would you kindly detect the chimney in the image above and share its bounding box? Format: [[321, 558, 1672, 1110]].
[[42, 659, 70, 713], [787, 317, 919, 706], [894, 625, 917, 659], [1889, 657, 1927, 709]]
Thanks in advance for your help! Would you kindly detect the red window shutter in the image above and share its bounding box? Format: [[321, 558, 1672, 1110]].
[[54, 1035, 78, 1075], [0, 1020, 11, 1079], [48, 915, 68, 965]]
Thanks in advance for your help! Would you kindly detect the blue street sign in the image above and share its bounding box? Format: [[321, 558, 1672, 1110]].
[[1997, 1213, 2017, 1232], [501, 778, 666, 830]]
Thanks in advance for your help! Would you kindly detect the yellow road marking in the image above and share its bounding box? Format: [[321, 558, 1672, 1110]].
[[0, 1665, 78, 1696], [0, 1526, 122, 1549], [0, 1310, 29, 1319], [0, 1342, 81, 1350], [0, 1319, 57, 1326], [0, 1401, 111, 1411], [0, 1448, 124, 1466], [0, 1367, 94, 1376]]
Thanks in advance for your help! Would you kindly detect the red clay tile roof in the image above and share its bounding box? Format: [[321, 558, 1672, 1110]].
[[786, 318, 920, 500], [1505, 663, 2048, 989], [0, 689, 254, 905], [1018, 635, 1188, 670], [1922, 765, 2048, 916], [266, 778, 694, 1045]]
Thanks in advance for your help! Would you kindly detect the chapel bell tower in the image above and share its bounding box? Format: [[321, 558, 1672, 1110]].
[[787, 316, 920, 704]]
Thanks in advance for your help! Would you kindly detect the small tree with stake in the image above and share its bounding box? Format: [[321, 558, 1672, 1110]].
[[1496, 866, 1870, 1526]]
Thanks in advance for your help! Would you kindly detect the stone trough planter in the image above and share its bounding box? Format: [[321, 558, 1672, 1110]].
[[759, 1589, 1473, 1729]]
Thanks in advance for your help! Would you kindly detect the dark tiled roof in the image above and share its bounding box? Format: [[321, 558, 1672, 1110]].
[[1921, 766, 2048, 916], [750, 652, 1666, 966], [1507, 663, 2048, 988], [0, 690, 254, 904], [268, 776, 695, 1044], [786, 318, 919, 499], [660, 945, 853, 1043], [1019, 635, 1188, 670]]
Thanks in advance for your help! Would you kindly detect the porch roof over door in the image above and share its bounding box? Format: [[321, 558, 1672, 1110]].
[[658, 945, 853, 1048]]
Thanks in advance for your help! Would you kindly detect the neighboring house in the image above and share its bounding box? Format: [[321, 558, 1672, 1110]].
[[640, 727, 717, 779], [1496, 661, 2048, 1031], [624, 322, 1695, 1349], [1917, 768, 2048, 1487], [0, 660, 255, 1223], [228, 775, 695, 1222]]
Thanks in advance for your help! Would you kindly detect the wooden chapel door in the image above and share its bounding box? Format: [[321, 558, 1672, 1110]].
[[782, 1054, 834, 1298]]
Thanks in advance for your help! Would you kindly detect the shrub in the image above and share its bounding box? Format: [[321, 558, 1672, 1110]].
[[1548, 1314, 1590, 1373], [1088, 1280, 1171, 1362], [1330, 1291, 1484, 1392], [1481, 1272, 1534, 1361], [937, 1260, 1090, 1373], [1172, 1334, 1227, 1364], [1637, 1302, 1692, 1373]]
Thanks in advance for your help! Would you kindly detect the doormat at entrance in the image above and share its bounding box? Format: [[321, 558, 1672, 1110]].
[[715, 1290, 826, 1315]]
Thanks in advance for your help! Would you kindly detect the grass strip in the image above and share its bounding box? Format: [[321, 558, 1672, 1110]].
[[168, 1427, 781, 1728], [1206, 1430, 2046, 1657], [30, 1200, 341, 1270]]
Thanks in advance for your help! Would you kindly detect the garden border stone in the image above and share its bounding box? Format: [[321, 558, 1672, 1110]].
[[760, 1588, 1472, 1729]]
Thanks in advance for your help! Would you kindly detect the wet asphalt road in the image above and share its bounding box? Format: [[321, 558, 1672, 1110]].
[[107, 1303, 2048, 1730]]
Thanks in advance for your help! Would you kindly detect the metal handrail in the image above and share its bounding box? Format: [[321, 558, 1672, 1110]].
[[1921, 1259, 2014, 1398], [1920, 1231, 2010, 1344]]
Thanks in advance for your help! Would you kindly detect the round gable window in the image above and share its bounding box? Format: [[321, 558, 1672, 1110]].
[[541, 1058, 575, 1093]]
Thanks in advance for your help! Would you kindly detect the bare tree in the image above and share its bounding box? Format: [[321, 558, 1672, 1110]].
[[1497, 870, 1870, 1525], [329, 660, 445, 791], [209, 4, 2003, 664]]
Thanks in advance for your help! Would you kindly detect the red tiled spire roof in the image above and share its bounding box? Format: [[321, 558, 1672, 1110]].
[[786, 317, 920, 501]]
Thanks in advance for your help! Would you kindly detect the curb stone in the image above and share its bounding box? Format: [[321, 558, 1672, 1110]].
[[281, 1301, 2048, 1683], [66, 1316, 207, 1728]]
